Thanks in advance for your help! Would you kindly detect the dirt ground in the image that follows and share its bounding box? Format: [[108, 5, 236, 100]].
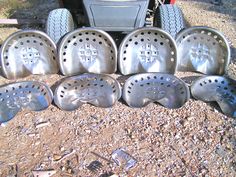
[[0, 0, 236, 176]]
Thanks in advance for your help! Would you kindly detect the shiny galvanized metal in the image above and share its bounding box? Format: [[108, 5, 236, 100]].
[[176, 26, 231, 75], [0, 30, 58, 79], [118, 27, 177, 75], [58, 28, 117, 76], [123, 73, 190, 108], [111, 148, 137, 171], [0, 81, 53, 123], [191, 76, 236, 117], [54, 73, 121, 110]]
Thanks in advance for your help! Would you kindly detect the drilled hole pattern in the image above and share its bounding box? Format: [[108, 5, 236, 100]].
[[123, 73, 189, 108], [178, 29, 225, 45], [176, 27, 230, 75], [59, 28, 117, 76], [0, 81, 53, 123], [191, 76, 236, 117], [119, 28, 177, 75], [1, 30, 58, 79], [0, 82, 52, 102], [192, 76, 236, 104], [54, 74, 121, 110]]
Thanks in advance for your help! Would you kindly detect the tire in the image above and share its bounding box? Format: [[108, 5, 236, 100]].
[[46, 8, 74, 44], [154, 5, 185, 38]]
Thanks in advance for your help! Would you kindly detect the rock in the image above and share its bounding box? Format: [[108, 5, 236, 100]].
[[35, 121, 50, 128], [53, 154, 62, 161], [32, 170, 56, 177]]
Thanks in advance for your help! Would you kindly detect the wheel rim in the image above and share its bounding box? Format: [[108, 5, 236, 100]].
[[176, 26, 231, 75], [119, 27, 177, 75], [0, 81, 53, 123], [54, 73, 121, 110], [58, 28, 117, 76], [123, 73, 189, 108], [0, 30, 58, 79]]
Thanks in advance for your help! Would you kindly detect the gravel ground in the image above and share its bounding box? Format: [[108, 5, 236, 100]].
[[0, 0, 236, 176]]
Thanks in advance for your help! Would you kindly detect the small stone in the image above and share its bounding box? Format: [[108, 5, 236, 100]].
[[60, 166, 66, 171], [32, 170, 56, 177], [59, 146, 65, 151], [28, 133, 37, 137], [35, 141, 40, 146], [67, 168, 72, 174], [53, 154, 62, 161], [50, 107, 56, 112], [35, 121, 50, 128]]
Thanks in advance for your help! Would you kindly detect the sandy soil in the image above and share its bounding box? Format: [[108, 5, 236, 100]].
[[0, 0, 236, 176]]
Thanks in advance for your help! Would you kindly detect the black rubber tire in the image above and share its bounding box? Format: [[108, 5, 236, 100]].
[[154, 4, 185, 38], [46, 8, 74, 44]]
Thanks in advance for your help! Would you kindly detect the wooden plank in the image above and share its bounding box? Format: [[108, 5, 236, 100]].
[[0, 19, 45, 25]]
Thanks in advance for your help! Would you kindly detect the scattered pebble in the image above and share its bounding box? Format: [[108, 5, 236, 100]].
[[32, 170, 56, 177], [35, 121, 50, 128]]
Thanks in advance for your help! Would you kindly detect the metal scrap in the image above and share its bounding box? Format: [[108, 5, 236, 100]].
[[87, 160, 103, 174], [52, 149, 76, 163], [32, 170, 56, 177], [111, 148, 137, 171]]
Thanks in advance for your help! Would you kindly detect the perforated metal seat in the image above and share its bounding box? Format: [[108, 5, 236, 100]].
[[0, 81, 53, 123], [176, 26, 231, 75], [123, 73, 189, 108], [191, 76, 236, 117], [54, 73, 121, 110], [0, 30, 58, 79], [58, 28, 117, 76], [118, 27, 177, 75]]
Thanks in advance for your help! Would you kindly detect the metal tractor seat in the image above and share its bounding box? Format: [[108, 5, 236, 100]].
[[191, 76, 236, 117], [0, 81, 53, 123], [123, 73, 190, 108], [54, 73, 121, 110], [58, 28, 117, 76], [119, 27, 177, 75], [0, 30, 58, 79], [176, 26, 231, 75]]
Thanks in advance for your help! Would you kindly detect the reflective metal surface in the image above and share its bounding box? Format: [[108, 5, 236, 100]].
[[0, 81, 53, 123], [176, 26, 231, 75], [58, 28, 117, 76], [123, 73, 190, 108], [0, 30, 58, 79], [191, 76, 236, 117], [118, 27, 177, 75], [54, 73, 121, 110], [111, 148, 137, 171]]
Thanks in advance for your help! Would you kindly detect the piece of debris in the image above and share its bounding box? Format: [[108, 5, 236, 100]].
[[52, 149, 76, 163], [109, 175, 119, 177], [35, 121, 50, 128], [61, 172, 73, 176], [111, 148, 137, 171], [53, 154, 62, 161], [6, 164, 18, 176], [91, 151, 113, 164], [27, 133, 38, 137], [87, 160, 103, 174], [32, 170, 56, 177], [100, 172, 117, 177]]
